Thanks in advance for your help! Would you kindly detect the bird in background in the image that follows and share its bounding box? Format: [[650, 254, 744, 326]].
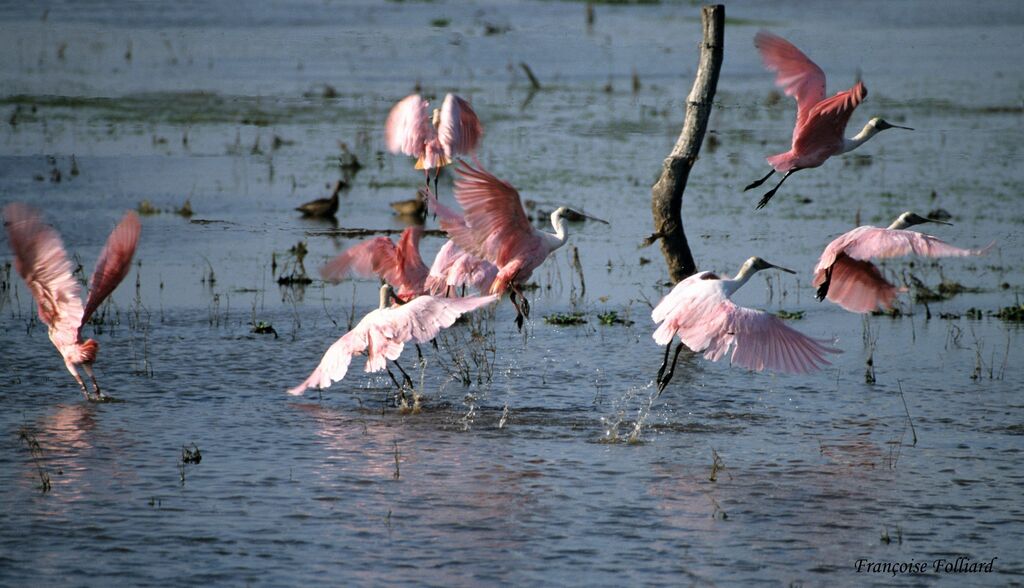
[[385, 93, 483, 197], [813, 211, 993, 313], [320, 226, 429, 302], [745, 31, 913, 209], [429, 159, 608, 330], [287, 284, 497, 401], [296, 180, 345, 218], [3, 203, 141, 400], [652, 257, 841, 394]]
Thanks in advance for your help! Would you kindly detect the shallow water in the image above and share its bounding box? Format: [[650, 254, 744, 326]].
[[1, 1, 1023, 585]]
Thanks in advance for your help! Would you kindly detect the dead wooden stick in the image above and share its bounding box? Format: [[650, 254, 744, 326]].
[[649, 4, 724, 283]]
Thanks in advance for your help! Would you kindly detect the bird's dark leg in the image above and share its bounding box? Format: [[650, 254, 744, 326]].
[[815, 266, 833, 302], [415, 343, 424, 365], [66, 363, 91, 401], [744, 168, 775, 191], [82, 364, 104, 400], [509, 289, 525, 331], [655, 343, 673, 386], [756, 170, 795, 210], [393, 359, 415, 391], [656, 342, 686, 396], [385, 365, 408, 407]]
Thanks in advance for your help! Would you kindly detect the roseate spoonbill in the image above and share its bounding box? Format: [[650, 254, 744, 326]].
[[3, 203, 141, 400], [425, 239, 499, 297], [296, 180, 344, 218], [652, 257, 840, 394], [813, 212, 993, 313], [745, 31, 912, 209], [385, 93, 483, 196], [431, 160, 608, 329], [287, 284, 497, 397], [320, 226, 429, 302]]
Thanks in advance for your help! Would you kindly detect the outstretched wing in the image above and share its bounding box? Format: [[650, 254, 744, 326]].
[[794, 81, 867, 148], [385, 94, 434, 157], [651, 272, 723, 346], [386, 293, 498, 344], [320, 237, 398, 283], [437, 94, 483, 158], [709, 302, 840, 374], [393, 226, 429, 296], [842, 227, 991, 262], [754, 31, 827, 129], [81, 211, 141, 330], [446, 160, 537, 267], [3, 203, 84, 348], [287, 320, 372, 395]]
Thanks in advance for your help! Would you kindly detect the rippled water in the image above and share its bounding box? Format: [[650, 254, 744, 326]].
[[1, 1, 1023, 585]]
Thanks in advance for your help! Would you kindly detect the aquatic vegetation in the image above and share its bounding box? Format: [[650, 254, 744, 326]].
[[18, 427, 50, 493], [773, 309, 805, 320], [544, 311, 587, 325]]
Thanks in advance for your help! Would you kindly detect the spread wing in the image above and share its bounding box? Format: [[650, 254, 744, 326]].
[[287, 320, 371, 395], [446, 160, 537, 267], [81, 211, 141, 330], [437, 94, 483, 158], [794, 82, 867, 148], [3, 203, 84, 348], [754, 31, 827, 129], [384, 94, 434, 156], [383, 293, 498, 346], [842, 227, 991, 262], [817, 254, 898, 313], [711, 303, 841, 374], [320, 237, 398, 284]]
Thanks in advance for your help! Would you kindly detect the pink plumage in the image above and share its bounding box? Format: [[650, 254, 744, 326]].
[[3, 203, 141, 399], [288, 293, 498, 395], [653, 263, 840, 375], [813, 217, 992, 313], [747, 32, 911, 209], [320, 226, 429, 301], [384, 93, 483, 174]]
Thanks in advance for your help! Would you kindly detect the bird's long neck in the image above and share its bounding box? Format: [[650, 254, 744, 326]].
[[842, 123, 880, 154], [887, 217, 910, 230], [724, 263, 760, 296], [547, 213, 569, 251], [378, 286, 389, 309]]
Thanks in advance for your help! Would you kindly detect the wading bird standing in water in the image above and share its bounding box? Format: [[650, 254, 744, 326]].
[[813, 211, 992, 313], [385, 93, 483, 197], [745, 31, 912, 209], [287, 285, 497, 401], [431, 160, 608, 330], [3, 203, 141, 400], [296, 180, 345, 218], [652, 257, 840, 394]]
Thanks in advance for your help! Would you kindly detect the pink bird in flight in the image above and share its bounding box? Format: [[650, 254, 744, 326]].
[[432, 160, 608, 329], [813, 212, 992, 313], [652, 257, 841, 394], [745, 31, 912, 209], [319, 225, 498, 300], [288, 284, 497, 398], [385, 93, 483, 195], [3, 203, 141, 400]]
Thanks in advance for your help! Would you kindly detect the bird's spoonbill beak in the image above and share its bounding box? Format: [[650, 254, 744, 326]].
[[573, 209, 609, 225], [767, 262, 796, 274], [877, 120, 914, 131]]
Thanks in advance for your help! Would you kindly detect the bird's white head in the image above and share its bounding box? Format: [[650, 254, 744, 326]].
[[548, 206, 609, 244], [735, 256, 796, 281], [868, 117, 914, 133], [378, 284, 397, 309], [888, 211, 952, 230]]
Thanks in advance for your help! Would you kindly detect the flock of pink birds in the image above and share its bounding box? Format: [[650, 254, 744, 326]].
[[3, 32, 992, 403]]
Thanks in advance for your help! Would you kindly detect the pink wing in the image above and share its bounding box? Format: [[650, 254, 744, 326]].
[[393, 226, 429, 297], [437, 94, 483, 158], [81, 211, 141, 330], [754, 31, 826, 128], [793, 81, 867, 149], [287, 317, 373, 395], [651, 272, 723, 346], [816, 254, 898, 313], [362, 293, 498, 373], [426, 239, 463, 294], [2, 203, 84, 349], [842, 227, 991, 262], [320, 237, 398, 283], [446, 160, 537, 267], [385, 94, 434, 157], [711, 303, 841, 374]]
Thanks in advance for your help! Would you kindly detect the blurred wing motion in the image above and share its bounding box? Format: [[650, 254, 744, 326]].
[[422, 196, 500, 295], [788, 81, 866, 157], [813, 226, 992, 313], [754, 31, 826, 128], [288, 294, 498, 395], [653, 272, 839, 374], [437, 94, 483, 158], [81, 211, 141, 330], [320, 227, 428, 299], [3, 203, 85, 349], [385, 94, 433, 156]]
